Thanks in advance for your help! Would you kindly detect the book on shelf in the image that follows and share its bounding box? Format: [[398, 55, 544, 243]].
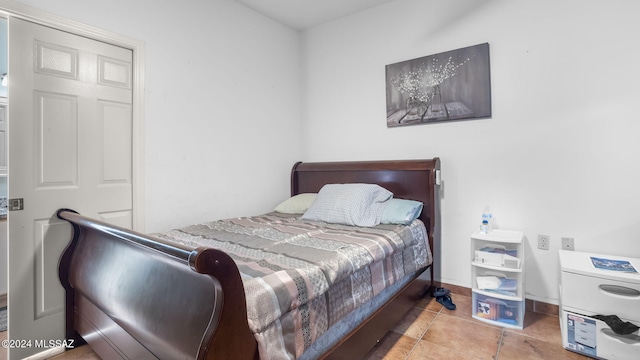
[[476, 276, 517, 296]]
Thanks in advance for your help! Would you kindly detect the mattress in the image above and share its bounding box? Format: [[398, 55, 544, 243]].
[[157, 212, 431, 359]]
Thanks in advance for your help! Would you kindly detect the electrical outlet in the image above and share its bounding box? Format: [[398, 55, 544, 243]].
[[561, 237, 575, 251], [537, 234, 550, 250]]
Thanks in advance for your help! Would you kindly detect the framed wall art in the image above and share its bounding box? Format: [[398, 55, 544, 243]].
[[385, 43, 491, 127]]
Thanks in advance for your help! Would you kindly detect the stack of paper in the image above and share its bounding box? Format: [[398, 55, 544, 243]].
[[476, 276, 517, 296], [479, 246, 518, 258]]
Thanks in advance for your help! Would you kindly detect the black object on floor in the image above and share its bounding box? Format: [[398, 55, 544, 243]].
[[593, 314, 639, 335], [433, 287, 450, 298], [434, 287, 456, 310]]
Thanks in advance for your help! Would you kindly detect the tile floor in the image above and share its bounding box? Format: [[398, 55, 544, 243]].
[[1, 290, 589, 360], [363, 291, 588, 359]]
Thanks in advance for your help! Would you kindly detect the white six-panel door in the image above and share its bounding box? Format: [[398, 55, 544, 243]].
[[8, 17, 133, 359]]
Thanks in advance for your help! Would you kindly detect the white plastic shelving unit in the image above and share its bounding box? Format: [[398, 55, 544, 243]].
[[471, 229, 525, 329]]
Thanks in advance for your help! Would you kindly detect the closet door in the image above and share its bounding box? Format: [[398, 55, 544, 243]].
[[8, 17, 133, 359]]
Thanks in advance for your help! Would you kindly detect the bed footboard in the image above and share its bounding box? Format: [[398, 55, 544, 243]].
[[57, 209, 258, 360]]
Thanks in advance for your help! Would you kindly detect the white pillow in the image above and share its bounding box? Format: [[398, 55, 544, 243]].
[[301, 183, 392, 227], [274, 193, 317, 214]]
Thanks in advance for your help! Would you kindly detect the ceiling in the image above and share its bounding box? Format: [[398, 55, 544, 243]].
[[234, 0, 397, 30]]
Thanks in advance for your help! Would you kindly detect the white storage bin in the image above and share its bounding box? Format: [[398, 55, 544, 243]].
[[560, 251, 640, 322], [559, 250, 640, 359], [472, 292, 524, 329], [561, 310, 640, 359]]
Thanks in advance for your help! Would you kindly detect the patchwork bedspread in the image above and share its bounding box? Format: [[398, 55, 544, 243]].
[[158, 213, 431, 360]]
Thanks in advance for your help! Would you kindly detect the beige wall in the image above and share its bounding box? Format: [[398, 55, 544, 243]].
[[12, 0, 304, 232], [300, 0, 640, 303], [13, 0, 640, 304]]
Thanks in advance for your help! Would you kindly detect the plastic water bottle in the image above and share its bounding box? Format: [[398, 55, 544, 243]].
[[480, 206, 492, 234]]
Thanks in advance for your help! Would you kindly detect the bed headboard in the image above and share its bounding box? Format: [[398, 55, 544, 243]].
[[290, 158, 441, 250]]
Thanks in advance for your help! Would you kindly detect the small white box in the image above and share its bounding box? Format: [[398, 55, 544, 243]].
[[502, 254, 521, 269], [474, 250, 503, 266], [474, 251, 521, 269]]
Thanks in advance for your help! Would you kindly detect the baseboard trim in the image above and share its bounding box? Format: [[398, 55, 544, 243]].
[[436, 281, 559, 317]]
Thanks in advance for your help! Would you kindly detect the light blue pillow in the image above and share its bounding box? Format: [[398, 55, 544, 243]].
[[301, 183, 392, 227], [380, 198, 423, 225]]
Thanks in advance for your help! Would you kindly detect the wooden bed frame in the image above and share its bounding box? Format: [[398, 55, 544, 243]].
[[57, 158, 441, 360]]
